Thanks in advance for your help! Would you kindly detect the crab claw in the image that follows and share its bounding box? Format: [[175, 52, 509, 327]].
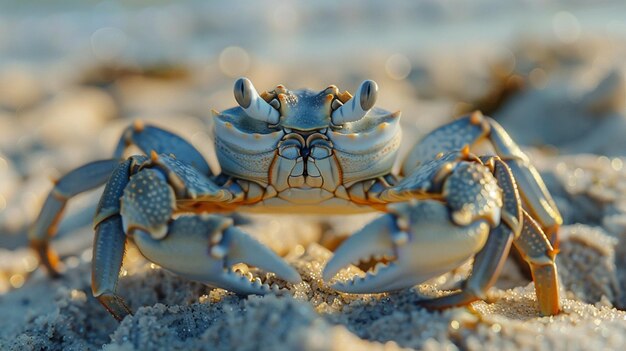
[[323, 201, 490, 293], [133, 215, 300, 295], [223, 226, 302, 285]]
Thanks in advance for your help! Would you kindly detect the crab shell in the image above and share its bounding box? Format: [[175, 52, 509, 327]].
[[213, 78, 401, 211]]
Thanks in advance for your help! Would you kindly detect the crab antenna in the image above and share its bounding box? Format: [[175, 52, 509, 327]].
[[331, 80, 378, 125], [234, 78, 280, 124]]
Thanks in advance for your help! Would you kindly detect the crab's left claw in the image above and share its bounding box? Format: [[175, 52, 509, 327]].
[[323, 201, 490, 293], [133, 215, 301, 295], [223, 226, 303, 285]]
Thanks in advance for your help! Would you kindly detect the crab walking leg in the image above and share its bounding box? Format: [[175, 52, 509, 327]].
[[400, 114, 490, 176], [92, 216, 132, 321], [114, 122, 211, 176], [29, 159, 121, 276], [487, 118, 562, 245], [91, 159, 133, 320], [514, 211, 560, 316], [420, 158, 523, 310]]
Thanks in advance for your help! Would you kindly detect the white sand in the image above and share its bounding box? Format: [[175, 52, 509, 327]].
[[2, 2, 626, 350], [1, 227, 625, 350]]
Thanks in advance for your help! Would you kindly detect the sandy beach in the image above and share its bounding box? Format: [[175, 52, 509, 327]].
[[1, 1, 626, 350]]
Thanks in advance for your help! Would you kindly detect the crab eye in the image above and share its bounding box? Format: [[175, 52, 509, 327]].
[[234, 77, 280, 124], [331, 80, 378, 125]]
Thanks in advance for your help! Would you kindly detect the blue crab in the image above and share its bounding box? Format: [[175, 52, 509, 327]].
[[30, 78, 562, 320]]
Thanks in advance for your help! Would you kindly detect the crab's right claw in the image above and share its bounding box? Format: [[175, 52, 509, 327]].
[[132, 215, 301, 296], [323, 201, 490, 293]]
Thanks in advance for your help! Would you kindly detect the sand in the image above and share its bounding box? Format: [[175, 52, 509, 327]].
[[2, 1, 626, 350], [1, 225, 625, 351]]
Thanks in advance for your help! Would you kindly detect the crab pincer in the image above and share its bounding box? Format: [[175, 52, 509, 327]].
[[323, 200, 492, 293], [129, 215, 301, 295]]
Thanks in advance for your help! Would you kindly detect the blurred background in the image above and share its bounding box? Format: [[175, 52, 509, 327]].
[[1, 0, 626, 293]]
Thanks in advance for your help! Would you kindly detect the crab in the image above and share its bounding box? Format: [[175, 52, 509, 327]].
[[30, 78, 563, 321]]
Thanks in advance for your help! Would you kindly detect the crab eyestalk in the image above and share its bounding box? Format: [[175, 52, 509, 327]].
[[234, 77, 280, 124], [331, 80, 378, 125]]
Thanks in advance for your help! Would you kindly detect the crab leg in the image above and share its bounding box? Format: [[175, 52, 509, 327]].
[[400, 114, 489, 176], [114, 122, 211, 176], [93, 215, 132, 321], [29, 159, 121, 276], [91, 159, 133, 320], [488, 119, 561, 244], [514, 211, 560, 316]]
